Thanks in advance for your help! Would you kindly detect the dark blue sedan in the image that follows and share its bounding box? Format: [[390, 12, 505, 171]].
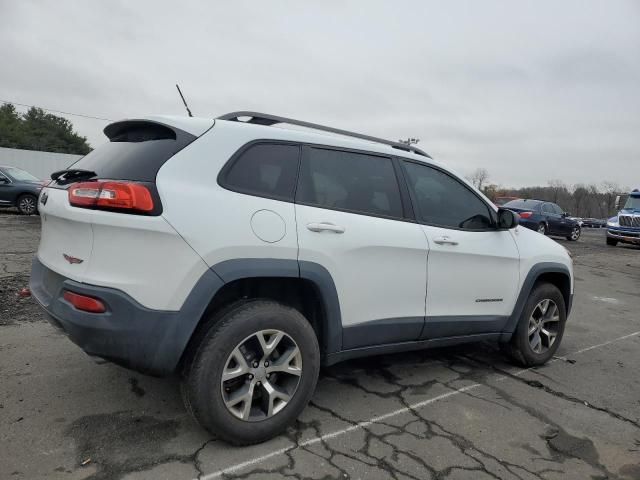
[[503, 199, 581, 241]]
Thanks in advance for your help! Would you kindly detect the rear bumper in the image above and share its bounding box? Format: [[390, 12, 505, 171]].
[[607, 227, 640, 245], [30, 257, 223, 375]]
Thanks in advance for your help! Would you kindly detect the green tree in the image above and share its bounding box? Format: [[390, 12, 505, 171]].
[[0, 104, 91, 154]]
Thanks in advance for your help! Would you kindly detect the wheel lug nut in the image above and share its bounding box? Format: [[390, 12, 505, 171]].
[[248, 374, 254, 379], [253, 361, 258, 368], [264, 361, 269, 367]]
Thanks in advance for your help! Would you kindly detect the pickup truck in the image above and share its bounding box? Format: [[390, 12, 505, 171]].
[[606, 189, 640, 246]]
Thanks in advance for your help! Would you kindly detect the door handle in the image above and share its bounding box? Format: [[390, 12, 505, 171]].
[[306, 222, 345, 234], [433, 236, 458, 246]]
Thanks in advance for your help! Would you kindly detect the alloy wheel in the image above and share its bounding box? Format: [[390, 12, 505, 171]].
[[537, 224, 546, 234], [571, 227, 580, 241], [528, 299, 560, 354], [221, 329, 302, 421], [19, 196, 36, 215]]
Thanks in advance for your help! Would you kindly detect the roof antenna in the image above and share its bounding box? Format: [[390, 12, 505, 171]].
[[175, 84, 193, 117]]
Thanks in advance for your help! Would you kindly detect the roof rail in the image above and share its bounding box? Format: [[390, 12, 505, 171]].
[[217, 111, 430, 158]]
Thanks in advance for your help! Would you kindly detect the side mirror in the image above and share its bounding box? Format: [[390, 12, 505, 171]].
[[497, 208, 519, 230], [562, 212, 569, 218]]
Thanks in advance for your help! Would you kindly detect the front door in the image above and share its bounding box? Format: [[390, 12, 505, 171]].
[[400, 160, 520, 339], [295, 147, 428, 350]]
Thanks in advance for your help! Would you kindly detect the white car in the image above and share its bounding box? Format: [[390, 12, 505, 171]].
[[31, 112, 573, 444]]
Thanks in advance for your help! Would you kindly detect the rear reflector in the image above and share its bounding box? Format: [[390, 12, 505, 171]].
[[519, 211, 533, 219], [63, 291, 107, 313], [69, 180, 154, 213]]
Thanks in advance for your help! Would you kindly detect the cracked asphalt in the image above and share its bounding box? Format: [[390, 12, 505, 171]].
[[1, 211, 639, 480]]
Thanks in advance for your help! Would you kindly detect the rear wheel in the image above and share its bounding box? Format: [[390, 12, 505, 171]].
[[17, 194, 38, 215], [606, 237, 618, 246], [566, 226, 581, 241], [502, 283, 566, 367], [537, 223, 547, 235], [182, 300, 320, 445]]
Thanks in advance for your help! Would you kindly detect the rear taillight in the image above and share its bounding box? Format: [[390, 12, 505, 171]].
[[68, 180, 154, 213], [63, 290, 106, 313], [519, 211, 533, 219]]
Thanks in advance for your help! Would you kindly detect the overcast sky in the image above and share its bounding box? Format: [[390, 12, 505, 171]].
[[1, 0, 639, 188]]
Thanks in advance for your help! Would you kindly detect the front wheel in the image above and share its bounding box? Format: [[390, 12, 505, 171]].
[[17, 194, 38, 215], [182, 300, 320, 445], [566, 226, 581, 241], [606, 237, 618, 246], [502, 283, 566, 367]]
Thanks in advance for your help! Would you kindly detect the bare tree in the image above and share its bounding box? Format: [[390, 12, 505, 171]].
[[467, 168, 490, 191], [601, 181, 621, 217], [547, 180, 567, 204]]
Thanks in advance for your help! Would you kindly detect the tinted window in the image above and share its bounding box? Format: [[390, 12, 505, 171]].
[[4, 167, 40, 182], [66, 122, 196, 183], [403, 161, 493, 230], [503, 199, 541, 211], [223, 143, 300, 201], [552, 203, 564, 215], [542, 203, 554, 214], [297, 148, 403, 218]]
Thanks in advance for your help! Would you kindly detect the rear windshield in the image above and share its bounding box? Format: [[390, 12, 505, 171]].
[[59, 122, 197, 183], [503, 199, 540, 210]]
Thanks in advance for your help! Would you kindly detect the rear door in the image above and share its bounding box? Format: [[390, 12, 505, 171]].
[[294, 147, 428, 350], [400, 160, 520, 338]]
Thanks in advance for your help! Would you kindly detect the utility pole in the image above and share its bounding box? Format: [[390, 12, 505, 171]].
[[398, 137, 420, 146]]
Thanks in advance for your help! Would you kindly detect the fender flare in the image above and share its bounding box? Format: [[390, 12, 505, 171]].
[[208, 258, 343, 354], [502, 262, 572, 338]]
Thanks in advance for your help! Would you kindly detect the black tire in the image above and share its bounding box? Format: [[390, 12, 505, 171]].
[[566, 226, 581, 241], [182, 300, 320, 445], [17, 194, 38, 215], [502, 283, 566, 367], [606, 238, 618, 246], [537, 223, 547, 235]]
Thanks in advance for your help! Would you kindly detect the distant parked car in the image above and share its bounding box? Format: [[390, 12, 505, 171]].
[[0, 166, 45, 215], [503, 199, 581, 241], [581, 218, 606, 228]]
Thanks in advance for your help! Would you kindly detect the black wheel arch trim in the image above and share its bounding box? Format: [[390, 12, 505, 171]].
[[501, 262, 572, 336], [210, 258, 343, 355]]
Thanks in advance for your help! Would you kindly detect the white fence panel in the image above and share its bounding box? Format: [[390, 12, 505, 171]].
[[0, 147, 83, 180]]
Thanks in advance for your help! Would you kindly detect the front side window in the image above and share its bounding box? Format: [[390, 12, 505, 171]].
[[542, 203, 554, 214], [5, 167, 39, 182], [296, 148, 403, 218], [403, 161, 493, 230], [222, 143, 300, 201], [552, 203, 564, 215]]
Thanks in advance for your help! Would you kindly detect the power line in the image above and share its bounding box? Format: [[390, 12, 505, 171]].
[[0, 99, 113, 122]]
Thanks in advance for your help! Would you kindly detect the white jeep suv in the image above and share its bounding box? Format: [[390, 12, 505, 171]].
[[30, 112, 573, 444]]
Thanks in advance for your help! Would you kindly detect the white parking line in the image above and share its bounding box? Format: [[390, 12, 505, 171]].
[[198, 330, 640, 480]]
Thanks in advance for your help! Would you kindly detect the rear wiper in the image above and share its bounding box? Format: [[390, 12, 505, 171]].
[[51, 169, 98, 184]]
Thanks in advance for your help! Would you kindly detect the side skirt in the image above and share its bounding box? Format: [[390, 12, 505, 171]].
[[323, 333, 502, 366]]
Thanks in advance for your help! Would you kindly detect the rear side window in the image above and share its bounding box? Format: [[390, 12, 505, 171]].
[[221, 143, 300, 201], [403, 161, 493, 230], [60, 121, 197, 184], [296, 148, 403, 218]]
